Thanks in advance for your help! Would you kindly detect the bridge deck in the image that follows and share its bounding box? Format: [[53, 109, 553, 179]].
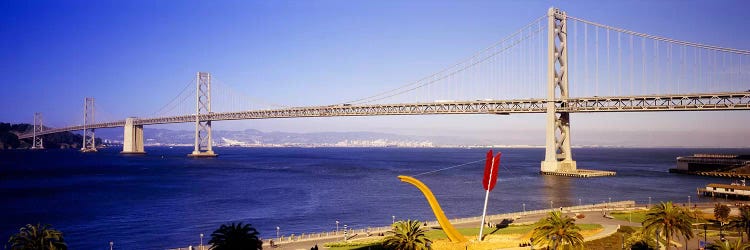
[[18, 92, 750, 139]]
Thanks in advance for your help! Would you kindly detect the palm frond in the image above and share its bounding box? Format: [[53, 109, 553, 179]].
[[383, 220, 431, 250]]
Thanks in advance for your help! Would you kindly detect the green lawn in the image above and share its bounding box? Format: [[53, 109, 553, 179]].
[[327, 242, 385, 250], [325, 239, 385, 250], [326, 224, 604, 250], [610, 210, 648, 223], [584, 226, 638, 249], [424, 226, 498, 239]]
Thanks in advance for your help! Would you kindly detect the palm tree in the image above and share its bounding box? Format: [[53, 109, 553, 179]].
[[729, 205, 750, 242], [530, 211, 584, 250], [208, 222, 262, 250], [642, 201, 696, 249], [716, 203, 732, 237], [382, 220, 431, 250], [7, 223, 67, 250], [623, 228, 658, 250], [706, 239, 750, 250]]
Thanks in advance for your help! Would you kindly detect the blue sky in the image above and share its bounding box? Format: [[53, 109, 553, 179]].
[[2, 0, 749, 147]]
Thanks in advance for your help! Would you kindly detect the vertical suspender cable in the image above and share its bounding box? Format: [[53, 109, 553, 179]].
[[595, 26, 599, 96], [540, 20, 544, 97], [696, 48, 700, 93], [655, 40, 660, 94], [629, 35, 633, 95], [706, 51, 716, 92], [584, 24, 589, 96], [722, 53, 726, 91], [518, 27, 528, 97], [606, 29, 610, 95], [641, 38, 646, 95], [727, 54, 738, 91], [679, 46, 684, 93], [618, 32, 622, 95], [576, 19, 581, 96], [713, 50, 718, 92], [668, 44, 673, 94]]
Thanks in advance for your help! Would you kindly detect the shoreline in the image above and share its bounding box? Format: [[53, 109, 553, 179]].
[[169, 200, 638, 250]]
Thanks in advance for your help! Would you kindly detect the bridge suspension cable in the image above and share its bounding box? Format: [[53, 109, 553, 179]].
[[342, 15, 547, 105], [94, 102, 123, 124], [143, 79, 196, 118], [567, 16, 750, 55], [567, 15, 750, 97], [211, 77, 289, 112]]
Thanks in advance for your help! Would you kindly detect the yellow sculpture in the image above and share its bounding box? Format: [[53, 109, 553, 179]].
[[397, 175, 467, 243]]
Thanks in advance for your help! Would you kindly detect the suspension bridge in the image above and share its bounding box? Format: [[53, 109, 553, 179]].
[[17, 8, 750, 176]]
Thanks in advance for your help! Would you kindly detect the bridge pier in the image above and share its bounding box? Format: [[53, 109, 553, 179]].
[[188, 72, 217, 158], [121, 117, 145, 154]]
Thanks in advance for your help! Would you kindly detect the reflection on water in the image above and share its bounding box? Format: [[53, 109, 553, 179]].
[[542, 175, 574, 208]]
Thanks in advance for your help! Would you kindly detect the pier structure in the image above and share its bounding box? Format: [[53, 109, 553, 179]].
[[698, 182, 750, 200], [672, 154, 750, 173]]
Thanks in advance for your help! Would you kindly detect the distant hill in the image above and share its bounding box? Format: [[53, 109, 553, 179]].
[[94, 128, 469, 147], [0, 123, 101, 150]]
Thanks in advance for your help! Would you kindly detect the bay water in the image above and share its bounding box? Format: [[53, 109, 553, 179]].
[[0, 147, 745, 249]]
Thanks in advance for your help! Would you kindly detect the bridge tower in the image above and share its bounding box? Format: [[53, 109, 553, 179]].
[[188, 72, 217, 157], [81, 97, 97, 152], [121, 117, 145, 154], [541, 8, 577, 173], [31, 112, 44, 149]]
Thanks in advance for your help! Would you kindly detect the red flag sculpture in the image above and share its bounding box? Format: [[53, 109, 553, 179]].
[[482, 152, 501, 191], [479, 150, 501, 241], [482, 150, 493, 189]]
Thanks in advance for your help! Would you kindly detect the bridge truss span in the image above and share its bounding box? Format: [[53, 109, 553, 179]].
[[23, 121, 127, 138], [17, 92, 750, 140], [205, 100, 548, 120], [564, 92, 750, 112]]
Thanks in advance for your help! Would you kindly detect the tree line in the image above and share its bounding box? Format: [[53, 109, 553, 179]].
[[0, 123, 101, 150]]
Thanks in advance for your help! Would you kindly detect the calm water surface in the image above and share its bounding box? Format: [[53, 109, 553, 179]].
[[0, 147, 746, 249]]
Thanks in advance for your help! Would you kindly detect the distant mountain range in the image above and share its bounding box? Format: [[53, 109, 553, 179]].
[[94, 128, 482, 147]]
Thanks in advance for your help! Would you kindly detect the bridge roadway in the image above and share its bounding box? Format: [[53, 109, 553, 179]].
[[18, 91, 750, 139]]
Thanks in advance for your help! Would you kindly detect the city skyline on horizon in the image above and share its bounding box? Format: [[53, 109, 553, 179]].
[[2, 1, 749, 147]]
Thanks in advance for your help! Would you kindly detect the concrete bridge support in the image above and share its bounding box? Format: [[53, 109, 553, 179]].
[[541, 8, 577, 173], [188, 72, 217, 157], [121, 117, 145, 154]]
